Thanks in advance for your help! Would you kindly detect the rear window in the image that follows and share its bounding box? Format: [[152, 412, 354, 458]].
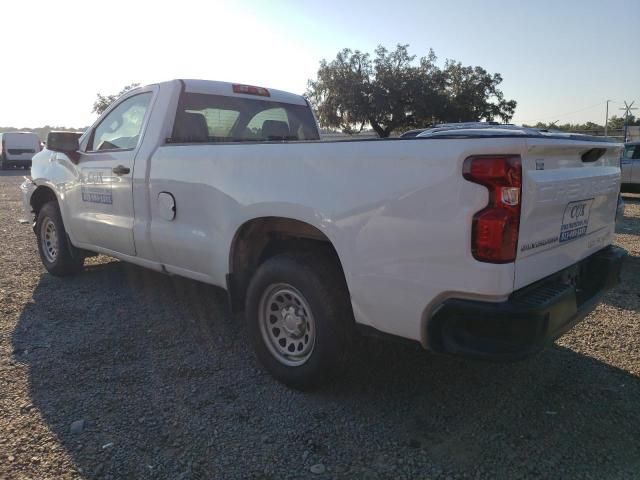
[[171, 93, 319, 143]]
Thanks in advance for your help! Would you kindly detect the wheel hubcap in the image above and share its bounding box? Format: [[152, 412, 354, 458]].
[[41, 218, 58, 263], [259, 284, 316, 366]]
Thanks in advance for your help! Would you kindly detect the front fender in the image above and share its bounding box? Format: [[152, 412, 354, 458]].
[[19, 177, 37, 224]]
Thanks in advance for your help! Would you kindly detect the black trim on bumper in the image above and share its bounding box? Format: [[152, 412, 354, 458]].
[[427, 245, 627, 361]]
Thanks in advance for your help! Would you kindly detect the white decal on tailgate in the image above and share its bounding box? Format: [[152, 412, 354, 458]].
[[559, 199, 593, 244]]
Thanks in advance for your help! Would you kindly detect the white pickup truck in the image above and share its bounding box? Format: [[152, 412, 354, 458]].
[[21, 79, 626, 388]]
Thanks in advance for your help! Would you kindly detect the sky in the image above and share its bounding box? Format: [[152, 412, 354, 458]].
[[0, 0, 638, 128]]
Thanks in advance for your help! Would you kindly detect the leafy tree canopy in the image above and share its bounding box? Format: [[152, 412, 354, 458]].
[[0, 125, 85, 142], [92, 83, 140, 115], [306, 44, 516, 137], [606, 115, 639, 130]]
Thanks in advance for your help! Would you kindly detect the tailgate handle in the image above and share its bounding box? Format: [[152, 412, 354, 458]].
[[581, 148, 606, 163]]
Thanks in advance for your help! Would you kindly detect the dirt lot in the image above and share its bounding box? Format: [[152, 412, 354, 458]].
[[0, 169, 639, 479]]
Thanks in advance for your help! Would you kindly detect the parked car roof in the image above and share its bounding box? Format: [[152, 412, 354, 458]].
[[401, 122, 503, 138]]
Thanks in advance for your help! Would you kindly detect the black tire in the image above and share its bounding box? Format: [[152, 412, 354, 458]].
[[35, 201, 84, 276], [245, 252, 352, 389], [0, 155, 6, 170]]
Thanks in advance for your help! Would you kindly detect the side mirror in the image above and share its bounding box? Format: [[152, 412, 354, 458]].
[[46, 131, 81, 163]]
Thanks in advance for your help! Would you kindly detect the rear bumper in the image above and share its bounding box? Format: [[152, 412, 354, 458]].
[[427, 245, 627, 360]]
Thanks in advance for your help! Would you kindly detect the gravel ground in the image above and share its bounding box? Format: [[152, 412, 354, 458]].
[[0, 169, 639, 480]]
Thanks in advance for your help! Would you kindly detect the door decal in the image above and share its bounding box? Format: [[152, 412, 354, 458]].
[[81, 168, 113, 205]]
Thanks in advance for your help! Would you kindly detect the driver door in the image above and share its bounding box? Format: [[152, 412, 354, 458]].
[[621, 145, 634, 184], [631, 145, 640, 185], [68, 91, 152, 256]]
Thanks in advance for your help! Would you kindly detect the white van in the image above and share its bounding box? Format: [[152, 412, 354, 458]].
[[0, 132, 41, 169]]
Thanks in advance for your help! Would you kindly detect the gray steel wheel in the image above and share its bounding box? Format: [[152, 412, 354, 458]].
[[259, 283, 316, 366], [35, 200, 84, 276], [40, 217, 59, 263]]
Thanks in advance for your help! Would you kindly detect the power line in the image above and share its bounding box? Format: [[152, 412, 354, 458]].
[[522, 101, 606, 125]]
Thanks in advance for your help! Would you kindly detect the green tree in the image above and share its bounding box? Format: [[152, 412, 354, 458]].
[[607, 115, 639, 130], [523, 121, 607, 132], [306, 44, 516, 137], [607, 115, 625, 130], [440, 61, 516, 123], [366, 45, 443, 137], [0, 125, 86, 142], [306, 49, 372, 134], [582, 121, 603, 131], [92, 83, 140, 115]]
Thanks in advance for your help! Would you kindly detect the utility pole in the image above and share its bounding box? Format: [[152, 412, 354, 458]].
[[620, 101, 638, 142], [605, 99, 612, 136]]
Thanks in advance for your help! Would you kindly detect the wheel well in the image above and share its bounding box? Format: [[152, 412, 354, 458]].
[[228, 217, 348, 312], [30, 186, 58, 217]]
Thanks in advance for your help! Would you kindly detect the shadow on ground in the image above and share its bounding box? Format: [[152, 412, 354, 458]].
[[12, 260, 640, 479]]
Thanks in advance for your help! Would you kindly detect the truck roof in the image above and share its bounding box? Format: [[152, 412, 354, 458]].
[[180, 79, 309, 106]]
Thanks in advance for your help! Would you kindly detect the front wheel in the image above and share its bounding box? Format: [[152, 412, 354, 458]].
[[35, 201, 84, 276], [246, 253, 352, 389]]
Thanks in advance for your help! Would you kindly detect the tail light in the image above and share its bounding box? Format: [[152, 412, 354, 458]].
[[463, 155, 522, 263]]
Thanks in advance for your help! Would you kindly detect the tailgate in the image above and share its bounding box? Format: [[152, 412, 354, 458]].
[[515, 138, 622, 289]]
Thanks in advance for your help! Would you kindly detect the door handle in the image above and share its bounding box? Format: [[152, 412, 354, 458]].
[[112, 165, 130, 175]]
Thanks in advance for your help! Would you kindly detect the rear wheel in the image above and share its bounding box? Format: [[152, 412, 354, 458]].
[[35, 201, 84, 276], [246, 253, 352, 389]]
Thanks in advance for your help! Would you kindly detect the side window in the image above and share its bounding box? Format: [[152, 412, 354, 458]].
[[89, 93, 152, 151], [623, 147, 634, 159], [633, 146, 640, 160]]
